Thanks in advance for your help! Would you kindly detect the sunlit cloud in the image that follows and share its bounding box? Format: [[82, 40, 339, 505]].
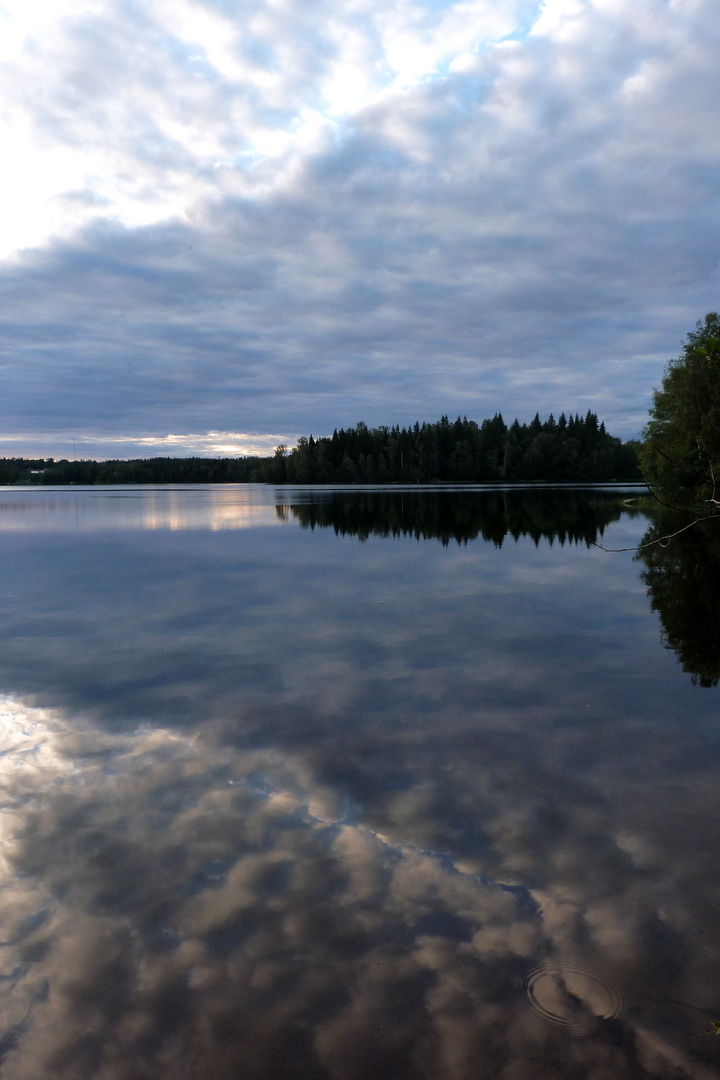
[[0, 431, 297, 459], [104, 431, 296, 456]]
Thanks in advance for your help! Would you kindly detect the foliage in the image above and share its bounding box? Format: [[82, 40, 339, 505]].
[[263, 413, 640, 485], [639, 312, 720, 510]]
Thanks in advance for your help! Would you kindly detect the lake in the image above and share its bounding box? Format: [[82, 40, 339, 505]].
[[0, 483, 718, 1080]]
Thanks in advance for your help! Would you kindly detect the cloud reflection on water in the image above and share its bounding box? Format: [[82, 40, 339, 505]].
[[0, 486, 284, 532], [0, 488, 718, 1078], [0, 691, 719, 1080]]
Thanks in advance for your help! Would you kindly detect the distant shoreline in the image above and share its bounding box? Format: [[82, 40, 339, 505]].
[[0, 412, 644, 487], [0, 476, 647, 491]]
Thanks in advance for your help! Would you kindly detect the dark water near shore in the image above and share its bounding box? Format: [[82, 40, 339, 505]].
[[0, 484, 719, 1080]]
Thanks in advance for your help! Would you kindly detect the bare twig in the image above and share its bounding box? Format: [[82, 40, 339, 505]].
[[591, 515, 714, 553], [594, 436, 720, 552], [690, 1021, 720, 1039], [653, 443, 686, 472]]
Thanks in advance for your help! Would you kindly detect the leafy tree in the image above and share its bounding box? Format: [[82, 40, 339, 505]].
[[639, 313, 720, 512]]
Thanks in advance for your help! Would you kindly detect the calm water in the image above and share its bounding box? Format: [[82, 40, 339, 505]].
[[0, 484, 719, 1080]]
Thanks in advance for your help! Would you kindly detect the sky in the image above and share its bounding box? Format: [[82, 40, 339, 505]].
[[0, 0, 718, 459]]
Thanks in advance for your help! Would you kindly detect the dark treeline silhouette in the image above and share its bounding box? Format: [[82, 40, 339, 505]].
[[0, 456, 266, 485], [279, 488, 638, 547], [1, 412, 640, 487], [263, 413, 641, 484], [637, 512, 720, 688]]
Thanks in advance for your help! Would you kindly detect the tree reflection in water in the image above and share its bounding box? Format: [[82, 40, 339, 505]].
[[637, 514, 720, 687], [281, 488, 639, 548], [286, 487, 720, 689]]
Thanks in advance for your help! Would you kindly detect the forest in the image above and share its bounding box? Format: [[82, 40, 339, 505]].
[[262, 412, 641, 484], [0, 455, 265, 486], [0, 411, 640, 486]]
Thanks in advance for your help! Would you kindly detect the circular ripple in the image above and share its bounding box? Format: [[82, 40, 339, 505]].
[[522, 963, 626, 1035]]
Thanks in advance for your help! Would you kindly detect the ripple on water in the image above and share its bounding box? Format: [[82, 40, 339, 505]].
[[522, 963, 627, 1035]]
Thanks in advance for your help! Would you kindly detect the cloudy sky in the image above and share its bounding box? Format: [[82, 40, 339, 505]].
[[1, 0, 718, 458]]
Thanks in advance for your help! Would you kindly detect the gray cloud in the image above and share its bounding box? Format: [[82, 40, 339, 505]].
[[1, 682, 718, 1079], [0, 0, 719, 452]]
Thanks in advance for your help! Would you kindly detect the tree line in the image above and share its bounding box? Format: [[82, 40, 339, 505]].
[[0, 411, 640, 486], [0, 456, 265, 486], [262, 412, 641, 484]]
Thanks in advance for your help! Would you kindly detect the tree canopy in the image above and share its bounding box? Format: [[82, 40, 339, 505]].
[[263, 412, 640, 485], [639, 312, 720, 511]]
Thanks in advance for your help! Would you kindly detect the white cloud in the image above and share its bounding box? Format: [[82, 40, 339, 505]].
[[0, 0, 541, 257], [530, 0, 586, 38], [0, 0, 718, 443]]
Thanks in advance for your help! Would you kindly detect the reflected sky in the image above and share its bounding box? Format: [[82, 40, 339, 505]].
[[0, 485, 283, 532], [0, 485, 718, 1080]]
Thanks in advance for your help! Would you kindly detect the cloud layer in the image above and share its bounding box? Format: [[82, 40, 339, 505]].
[[1, 0, 719, 453]]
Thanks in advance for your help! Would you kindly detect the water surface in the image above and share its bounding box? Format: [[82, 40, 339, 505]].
[[0, 484, 718, 1080]]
